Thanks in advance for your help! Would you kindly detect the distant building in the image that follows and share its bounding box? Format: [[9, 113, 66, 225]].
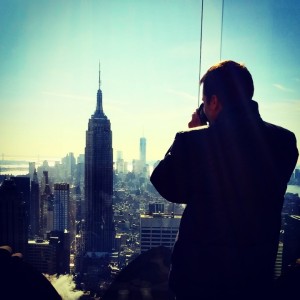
[[132, 136, 149, 177], [140, 212, 181, 253], [12, 175, 31, 215], [75, 158, 84, 191], [84, 67, 114, 253], [28, 162, 36, 180], [149, 202, 165, 214], [62, 152, 76, 183], [49, 230, 71, 275], [27, 239, 57, 274], [295, 169, 300, 182], [274, 242, 283, 279], [0, 178, 29, 254], [27, 231, 71, 275], [116, 151, 126, 174], [140, 137, 146, 166], [29, 169, 40, 238], [53, 183, 70, 231], [40, 171, 54, 236], [282, 192, 300, 216], [282, 215, 300, 273]]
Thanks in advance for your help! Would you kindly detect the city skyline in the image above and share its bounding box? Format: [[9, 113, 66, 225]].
[[1, 1, 300, 164]]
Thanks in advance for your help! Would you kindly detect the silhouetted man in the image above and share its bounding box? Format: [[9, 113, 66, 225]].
[[150, 60, 298, 300]]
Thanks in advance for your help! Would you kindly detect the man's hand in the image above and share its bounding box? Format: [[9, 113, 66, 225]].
[[188, 109, 201, 128], [0, 245, 23, 258], [0, 245, 62, 299]]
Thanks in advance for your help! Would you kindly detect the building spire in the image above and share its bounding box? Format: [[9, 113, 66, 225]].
[[93, 61, 106, 118], [99, 61, 101, 90]]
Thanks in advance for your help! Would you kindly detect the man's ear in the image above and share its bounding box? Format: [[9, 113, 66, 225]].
[[210, 95, 219, 107], [210, 95, 222, 114]]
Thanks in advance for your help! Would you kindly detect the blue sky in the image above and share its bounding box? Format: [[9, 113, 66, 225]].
[[1, 0, 299, 165]]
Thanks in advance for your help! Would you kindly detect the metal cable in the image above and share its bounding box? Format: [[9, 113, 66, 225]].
[[197, 0, 204, 107]]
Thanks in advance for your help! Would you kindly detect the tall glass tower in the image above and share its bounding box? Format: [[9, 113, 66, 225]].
[[53, 183, 70, 232], [84, 67, 114, 252], [140, 137, 146, 165]]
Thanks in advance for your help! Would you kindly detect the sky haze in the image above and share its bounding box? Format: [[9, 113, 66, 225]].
[[1, 0, 299, 165]]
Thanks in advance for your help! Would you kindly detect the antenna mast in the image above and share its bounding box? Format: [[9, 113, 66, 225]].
[[98, 61, 101, 89]]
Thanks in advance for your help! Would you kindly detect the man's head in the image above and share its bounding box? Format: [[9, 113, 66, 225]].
[[200, 60, 254, 122]]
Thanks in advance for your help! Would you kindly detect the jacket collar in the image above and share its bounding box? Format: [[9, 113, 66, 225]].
[[211, 100, 263, 129]]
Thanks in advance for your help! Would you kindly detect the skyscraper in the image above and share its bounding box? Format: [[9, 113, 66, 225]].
[[53, 183, 70, 231], [28, 162, 36, 180], [84, 67, 114, 253], [30, 169, 40, 238], [40, 171, 54, 236], [140, 137, 146, 165], [140, 209, 181, 253], [0, 177, 29, 254]]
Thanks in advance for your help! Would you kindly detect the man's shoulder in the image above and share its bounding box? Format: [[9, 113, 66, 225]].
[[176, 125, 210, 137], [263, 121, 298, 162], [263, 121, 296, 140]]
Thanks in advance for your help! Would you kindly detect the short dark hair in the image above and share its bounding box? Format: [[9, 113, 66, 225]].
[[200, 60, 254, 108]]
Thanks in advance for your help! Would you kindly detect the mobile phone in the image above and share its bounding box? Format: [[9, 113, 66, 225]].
[[197, 103, 209, 125]]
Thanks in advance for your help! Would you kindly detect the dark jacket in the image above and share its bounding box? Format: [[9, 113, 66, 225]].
[[150, 100, 298, 297]]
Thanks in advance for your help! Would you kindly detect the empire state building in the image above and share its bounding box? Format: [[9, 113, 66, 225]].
[[84, 68, 114, 252]]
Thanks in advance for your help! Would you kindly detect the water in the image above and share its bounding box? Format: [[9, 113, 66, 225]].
[[286, 185, 300, 195], [0, 163, 29, 175], [0, 159, 59, 176]]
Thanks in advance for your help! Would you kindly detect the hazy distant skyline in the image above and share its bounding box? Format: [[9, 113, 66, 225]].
[[1, 0, 300, 164]]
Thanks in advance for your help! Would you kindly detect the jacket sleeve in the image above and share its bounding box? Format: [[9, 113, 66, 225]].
[[150, 132, 189, 203]]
